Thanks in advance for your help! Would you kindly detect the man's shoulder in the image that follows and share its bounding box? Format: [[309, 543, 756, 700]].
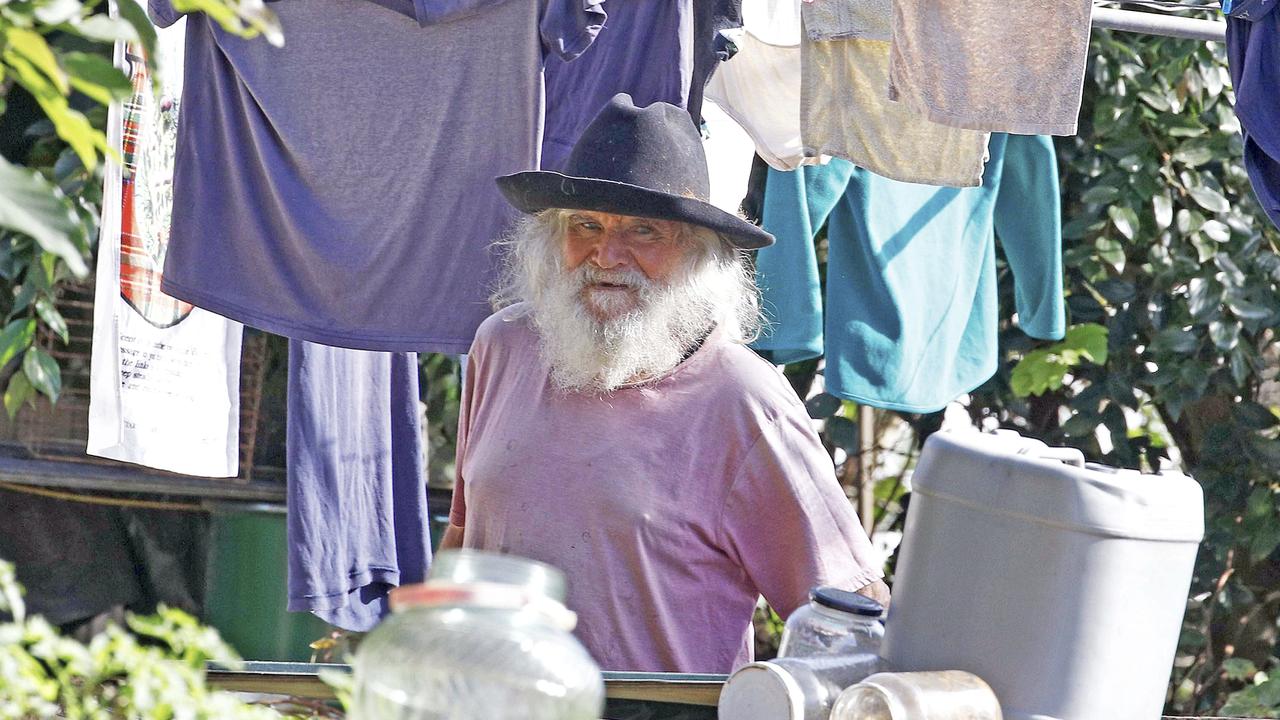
[[699, 339, 807, 418], [473, 303, 538, 352]]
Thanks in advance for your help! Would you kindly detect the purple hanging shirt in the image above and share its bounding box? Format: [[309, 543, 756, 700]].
[[1226, 3, 1280, 232], [286, 342, 429, 632], [541, 0, 693, 171], [150, 0, 605, 353]]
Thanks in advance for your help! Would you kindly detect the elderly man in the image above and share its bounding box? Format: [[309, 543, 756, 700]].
[[440, 95, 886, 674]]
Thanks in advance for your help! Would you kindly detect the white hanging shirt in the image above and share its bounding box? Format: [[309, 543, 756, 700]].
[[705, 0, 829, 171]]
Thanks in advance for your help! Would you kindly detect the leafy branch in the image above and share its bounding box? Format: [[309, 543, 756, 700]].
[[0, 0, 279, 416]]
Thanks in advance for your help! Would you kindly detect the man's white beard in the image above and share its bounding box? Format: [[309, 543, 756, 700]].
[[530, 263, 721, 394]]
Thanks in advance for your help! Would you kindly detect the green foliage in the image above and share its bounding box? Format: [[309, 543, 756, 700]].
[[421, 353, 462, 485], [1010, 323, 1109, 396], [0, 0, 279, 414], [1220, 670, 1280, 718], [966, 21, 1280, 715], [0, 557, 297, 719]]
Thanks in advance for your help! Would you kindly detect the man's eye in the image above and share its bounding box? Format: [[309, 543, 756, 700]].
[[576, 221, 602, 231], [631, 225, 655, 236]]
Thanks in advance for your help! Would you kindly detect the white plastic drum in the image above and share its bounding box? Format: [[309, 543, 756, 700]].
[[882, 430, 1204, 720]]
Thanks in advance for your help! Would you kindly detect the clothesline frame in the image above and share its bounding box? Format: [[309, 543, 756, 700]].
[[1093, 3, 1227, 41]]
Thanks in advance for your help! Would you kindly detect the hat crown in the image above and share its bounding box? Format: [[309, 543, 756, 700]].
[[560, 94, 711, 202]]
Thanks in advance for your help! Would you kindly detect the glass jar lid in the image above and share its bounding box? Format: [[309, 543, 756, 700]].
[[811, 586, 884, 617]]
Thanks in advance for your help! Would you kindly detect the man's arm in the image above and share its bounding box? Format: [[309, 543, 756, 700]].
[[440, 522, 465, 551], [720, 408, 889, 620], [856, 578, 891, 609]]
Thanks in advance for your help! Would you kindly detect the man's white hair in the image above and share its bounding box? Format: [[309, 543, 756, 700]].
[[491, 209, 765, 392]]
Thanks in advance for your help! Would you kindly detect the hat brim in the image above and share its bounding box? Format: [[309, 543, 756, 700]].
[[496, 171, 775, 250]]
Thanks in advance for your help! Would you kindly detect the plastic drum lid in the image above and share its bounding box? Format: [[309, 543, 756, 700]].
[[719, 663, 805, 720], [912, 431, 1204, 542]]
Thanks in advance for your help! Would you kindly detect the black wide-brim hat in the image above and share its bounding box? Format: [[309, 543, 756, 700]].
[[496, 94, 775, 250]]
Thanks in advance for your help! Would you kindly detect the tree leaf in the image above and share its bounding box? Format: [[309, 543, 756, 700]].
[[1061, 412, 1100, 438], [1153, 193, 1173, 230], [1093, 278, 1135, 304], [1232, 402, 1278, 430], [804, 392, 842, 419], [824, 416, 859, 451], [0, 318, 36, 369], [34, 296, 68, 344], [62, 51, 132, 106], [1108, 205, 1140, 240], [1064, 323, 1110, 364], [1172, 143, 1214, 167], [114, 0, 160, 69], [1208, 319, 1239, 351], [173, 0, 284, 46], [34, 0, 84, 25], [1011, 348, 1066, 397], [0, 156, 89, 277], [1176, 208, 1204, 234], [1081, 186, 1120, 204], [1248, 515, 1280, 563], [1231, 346, 1252, 387], [1152, 327, 1198, 354], [3, 371, 33, 420], [1227, 297, 1274, 322], [4, 51, 104, 171], [1138, 89, 1172, 111], [1187, 277, 1221, 320], [1188, 185, 1230, 213], [1095, 237, 1126, 272], [69, 15, 141, 43], [3, 27, 69, 94], [22, 346, 61, 402], [1200, 219, 1231, 243], [1221, 658, 1258, 682]]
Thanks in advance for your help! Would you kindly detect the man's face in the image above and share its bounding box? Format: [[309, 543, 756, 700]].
[[560, 211, 695, 320]]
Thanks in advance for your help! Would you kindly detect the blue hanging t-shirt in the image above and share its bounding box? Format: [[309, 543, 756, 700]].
[[753, 134, 1065, 413], [1226, 2, 1280, 232], [542, 0, 693, 172], [149, 0, 605, 353]]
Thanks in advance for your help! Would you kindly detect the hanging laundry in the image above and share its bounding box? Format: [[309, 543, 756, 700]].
[[705, 0, 824, 171], [688, 0, 744, 125], [753, 134, 1065, 413], [1226, 2, 1280, 232], [543, 1, 693, 172], [702, 100, 758, 215], [887, 0, 1092, 135], [148, 0, 605, 353], [286, 342, 430, 632], [701, 99, 757, 213], [802, 0, 889, 40], [801, 0, 989, 187], [88, 12, 244, 477]]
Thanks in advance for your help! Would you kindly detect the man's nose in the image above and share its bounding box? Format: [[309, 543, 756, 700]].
[[590, 232, 629, 269]]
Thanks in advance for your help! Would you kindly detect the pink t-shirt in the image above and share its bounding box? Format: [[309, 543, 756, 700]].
[[451, 304, 882, 673]]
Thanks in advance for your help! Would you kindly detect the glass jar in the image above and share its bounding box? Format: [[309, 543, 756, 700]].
[[350, 550, 604, 720], [778, 587, 884, 659], [719, 654, 883, 720], [829, 671, 1002, 720]]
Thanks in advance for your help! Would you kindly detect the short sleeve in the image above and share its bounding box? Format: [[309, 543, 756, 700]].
[[541, 0, 607, 61], [449, 350, 483, 527], [147, 0, 184, 28], [718, 407, 883, 620]]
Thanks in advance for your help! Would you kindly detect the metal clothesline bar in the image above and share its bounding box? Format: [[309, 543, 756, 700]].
[[1092, 6, 1228, 41]]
